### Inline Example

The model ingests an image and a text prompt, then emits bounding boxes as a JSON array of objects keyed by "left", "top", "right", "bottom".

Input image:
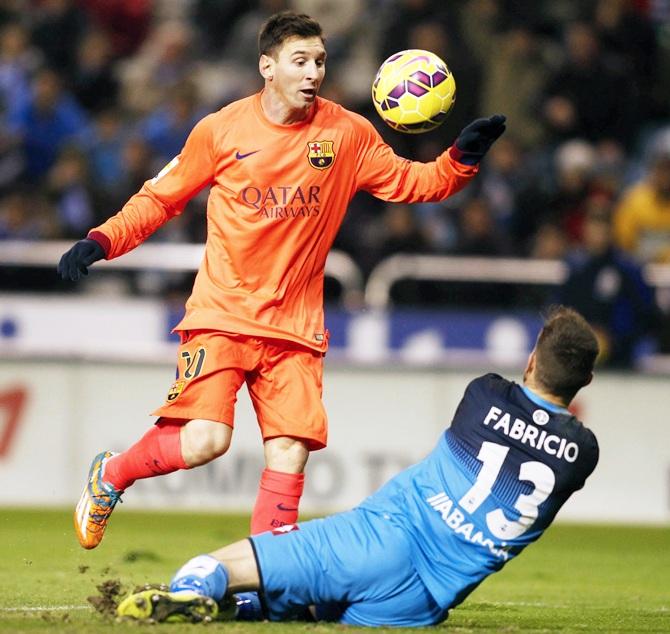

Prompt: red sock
[
  {"left": 250, "top": 468, "right": 304, "bottom": 534},
  {"left": 103, "top": 419, "right": 189, "bottom": 491}
]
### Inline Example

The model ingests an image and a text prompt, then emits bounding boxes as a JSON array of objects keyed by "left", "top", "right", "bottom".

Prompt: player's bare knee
[
  {"left": 182, "top": 420, "right": 232, "bottom": 466},
  {"left": 264, "top": 436, "right": 309, "bottom": 473},
  {"left": 208, "top": 424, "right": 232, "bottom": 455}
]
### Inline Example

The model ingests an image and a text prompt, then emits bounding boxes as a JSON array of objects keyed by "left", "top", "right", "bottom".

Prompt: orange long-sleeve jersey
[{"left": 89, "top": 92, "right": 478, "bottom": 352}]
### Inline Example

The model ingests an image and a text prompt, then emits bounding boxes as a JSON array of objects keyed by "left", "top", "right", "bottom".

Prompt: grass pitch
[{"left": 0, "top": 509, "right": 668, "bottom": 633}]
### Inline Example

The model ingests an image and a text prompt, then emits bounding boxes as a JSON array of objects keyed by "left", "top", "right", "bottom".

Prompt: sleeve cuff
[{"left": 87, "top": 230, "right": 111, "bottom": 258}]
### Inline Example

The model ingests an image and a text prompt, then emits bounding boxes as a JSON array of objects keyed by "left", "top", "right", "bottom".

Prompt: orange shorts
[{"left": 153, "top": 330, "right": 328, "bottom": 450}]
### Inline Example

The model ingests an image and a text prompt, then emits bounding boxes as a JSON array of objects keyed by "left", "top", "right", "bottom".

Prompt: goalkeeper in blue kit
[{"left": 117, "top": 306, "right": 600, "bottom": 627}]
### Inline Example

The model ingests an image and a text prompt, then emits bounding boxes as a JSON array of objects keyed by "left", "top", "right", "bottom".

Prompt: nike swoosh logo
[
  {"left": 400, "top": 55, "right": 430, "bottom": 70},
  {"left": 235, "top": 149, "right": 261, "bottom": 160},
  {"left": 276, "top": 503, "right": 298, "bottom": 512}
]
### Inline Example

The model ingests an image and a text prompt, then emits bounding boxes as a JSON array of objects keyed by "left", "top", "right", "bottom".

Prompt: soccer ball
[{"left": 371, "top": 49, "right": 456, "bottom": 134}]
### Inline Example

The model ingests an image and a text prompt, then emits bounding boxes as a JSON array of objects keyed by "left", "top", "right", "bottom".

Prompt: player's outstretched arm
[
  {"left": 68, "top": 114, "right": 217, "bottom": 264},
  {"left": 57, "top": 238, "right": 105, "bottom": 281},
  {"left": 449, "top": 114, "right": 507, "bottom": 166},
  {"left": 354, "top": 112, "right": 506, "bottom": 203}
]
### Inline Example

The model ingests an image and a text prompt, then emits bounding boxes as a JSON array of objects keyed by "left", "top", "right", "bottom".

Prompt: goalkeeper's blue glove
[
  {"left": 450, "top": 114, "right": 507, "bottom": 165},
  {"left": 57, "top": 238, "right": 105, "bottom": 281}
]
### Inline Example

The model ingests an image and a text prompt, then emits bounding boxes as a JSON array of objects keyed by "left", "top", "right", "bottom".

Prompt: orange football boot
[{"left": 74, "top": 451, "right": 123, "bottom": 549}]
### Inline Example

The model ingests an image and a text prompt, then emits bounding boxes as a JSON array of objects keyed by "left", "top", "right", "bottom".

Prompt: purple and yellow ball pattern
[{"left": 372, "top": 49, "right": 456, "bottom": 134}]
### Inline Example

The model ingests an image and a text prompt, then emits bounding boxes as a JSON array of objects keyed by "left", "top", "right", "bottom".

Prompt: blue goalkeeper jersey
[{"left": 357, "top": 373, "right": 599, "bottom": 610}]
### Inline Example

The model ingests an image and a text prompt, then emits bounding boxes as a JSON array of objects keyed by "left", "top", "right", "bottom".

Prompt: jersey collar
[{"left": 521, "top": 385, "right": 570, "bottom": 415}]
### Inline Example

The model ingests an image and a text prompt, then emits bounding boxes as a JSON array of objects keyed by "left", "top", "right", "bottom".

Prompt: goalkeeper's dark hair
[
  {"left": 534, "top": 306, "right": 599, "bottom": 402},
  {"left": 258, "top": 11, "right": 324, "bottom": 58}
]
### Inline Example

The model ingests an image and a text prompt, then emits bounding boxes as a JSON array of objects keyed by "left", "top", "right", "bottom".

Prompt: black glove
[
  {"left": 57, "top": 238, "right": 105, "bottom": 281},
  {"left": 451, "top": 114, "right": 507, "bottom": 165}
]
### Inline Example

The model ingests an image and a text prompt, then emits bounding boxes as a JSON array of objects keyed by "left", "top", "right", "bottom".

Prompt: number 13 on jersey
[{"left": 459, "top": 441, "right": 556, "bottom": 540}]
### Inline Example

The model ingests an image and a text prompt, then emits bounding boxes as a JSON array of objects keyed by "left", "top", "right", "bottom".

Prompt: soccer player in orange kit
[{"left": 58, "top": 11, "right": 506, "bottom": 549}]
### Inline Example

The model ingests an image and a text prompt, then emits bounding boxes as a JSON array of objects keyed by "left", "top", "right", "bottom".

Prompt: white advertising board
[{"left": 0, "top": 357, "right": 668, "bottom": 523}]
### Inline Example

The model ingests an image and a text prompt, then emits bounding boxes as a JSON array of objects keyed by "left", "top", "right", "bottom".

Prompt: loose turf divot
[{"left": 87, "top": 578, "right": 125, "bottom": 617}]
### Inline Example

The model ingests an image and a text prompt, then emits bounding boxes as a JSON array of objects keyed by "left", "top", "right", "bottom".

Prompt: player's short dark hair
[
  {"left": 258, "top": 11, "right": 323, "bottom": 58},
  {"left": 534, "top": 306, "right": 599, "bottom": 402}
]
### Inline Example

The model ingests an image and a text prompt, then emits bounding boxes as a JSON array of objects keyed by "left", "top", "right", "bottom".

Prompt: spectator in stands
[
  {"left": 29, "top": 0, "right": 87, "bottom": 82},
  {"left": 528, "top": 222, "right": 569, "bottom": 261},
  {"left": 0, "top": 22, "right": 41, "bottom": 118},
  {"left": 647, "top": 5, "right": 670, "bottom": 118},
  {"left": 0, "top": 188, "right": 61, "bottom": 291},
  {"left": 85, "top": 109, "right": 127, "bottom": 197},
  {"left": 94, "top": 134, "right": 155, "bottom": 217},
  {"left": 458, "top": 0, "right": 501, "bottom": 68},
  {"left": 379, "top": 0, "right": 453, "bottom": 62},
  {"left": 452, "top": 197, "right": 509, "bottom": 257},
  {"left": 139, "top": 79, "right": 207, "bottom": 165},
  {"left": 614, "top": 149, "right": 670, "bottom": 263},
  {"left": 215, "top": 0, "right": 287, "bottom": 101},
  {"left": 590, "top": 139, "right": 627, "bottom": 202},
  {"left": 46, "top": 145, "right": 100, "bottom": 238},
  {"left": 592, "top": 0, "right": 657, "bottom": 122},
  {"left": 540, "top": 20, "right": 634, "bottom": 148},
  {"left": 118, "top": 19, "right": 196, "bottom": 115},
  {"left": 448, "top": 196, "right": 512, "bottom": 308},
  {"left": 6, "top": 67, "right": 90, "bottom": 181},
  {"left": 331, "top": 190, "right": 385, "bottom": 276},
  {"left": 476, "top": 135, "right": 529, "bottom": 241},
  {"left": 81, "top": 0, "right": 152, "bottom": 59},
  {"left": 512, "top": 140, "right": 600, "bottom": 252},
  {"left": 412, "top": 199, "right": 458, "bottom": 255},
  {"left": 366, "top": 202, "right": 433, "bottom": 306},
  {"left": 71, "top": 29, "right": 119, "bottom": 114},
  {"left": 192, "top": 0, "right": 262, "bottom": 59},
  {"left": 0, "top": 22, "right": 40, "bottom": 190},
  {"left": 477, "top": 20, "right": 546, "bottom": 150},
  {"left": 374, "top": 203, "right": 430, "bottom": 263},
  {"left": 0, "top": 188, "right": 57, "bottom": 240},
  {"left": 558, "top": 202, "right": 659, "bottom": 368}
]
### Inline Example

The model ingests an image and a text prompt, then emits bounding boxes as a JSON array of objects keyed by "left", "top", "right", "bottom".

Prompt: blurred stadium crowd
[{"left": 1, "top": 0, "right": 670, "bottom": 365}]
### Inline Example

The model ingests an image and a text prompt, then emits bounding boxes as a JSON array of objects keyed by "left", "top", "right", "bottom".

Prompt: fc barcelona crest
[
  {"left": 307, "top": 140, "right": 335, "bottom": 170},
  {"left": 166, "top": 380, "right": 186, "bottom": 403}
]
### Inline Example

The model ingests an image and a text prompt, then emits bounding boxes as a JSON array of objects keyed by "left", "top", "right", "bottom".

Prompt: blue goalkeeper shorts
[{"left": 249, "top": 509, "right": 447, "bottom": 627}]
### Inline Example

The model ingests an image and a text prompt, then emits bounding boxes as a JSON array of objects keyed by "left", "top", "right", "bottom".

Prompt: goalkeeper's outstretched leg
[
  {"left": 117, "top": 587, "right": 219, "bottom": 623},
  {"left": 117, "top": 548, "right": 263, "bottom": 623}
]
